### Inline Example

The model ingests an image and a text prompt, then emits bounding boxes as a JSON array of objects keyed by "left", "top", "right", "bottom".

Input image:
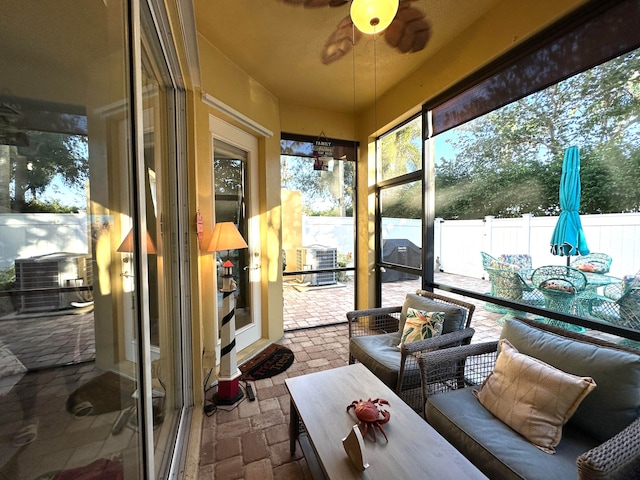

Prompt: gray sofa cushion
[
  {"left": 349, "top": 332, "right": 401, "bottom": 389},
  {"left": 350, "top": 293, "right": 467, "bottom": 391},
  {"left": 501, "top": 319, "right": 640, "bottom": 442},
  {"left": 427, "top": 387, "right": 599, "bottom": 480},
  {"left": 400, "top": 293, "right": 465, "bottom": 334}
]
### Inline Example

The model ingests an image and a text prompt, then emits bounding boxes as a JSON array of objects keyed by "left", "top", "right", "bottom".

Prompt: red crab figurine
[{"left": 346, "top": 398, "right": 391, "bottom": 442}]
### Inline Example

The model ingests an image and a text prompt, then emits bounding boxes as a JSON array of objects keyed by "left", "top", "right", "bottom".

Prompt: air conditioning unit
[
  {"left": 296, "top": 246, "right": 337, "bottom": 286},
  {"left": 15, "top": 253, "right": 93, "bottom": 313}
]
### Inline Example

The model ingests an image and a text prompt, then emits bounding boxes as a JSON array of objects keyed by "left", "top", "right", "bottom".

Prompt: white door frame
[{"left": 209, "top": 115, "right": 262, "bottom": 354}]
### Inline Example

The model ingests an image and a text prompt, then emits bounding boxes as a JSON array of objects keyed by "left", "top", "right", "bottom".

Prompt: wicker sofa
[{"left": 418, "top": 318, "right": 640, "bottom": 480}]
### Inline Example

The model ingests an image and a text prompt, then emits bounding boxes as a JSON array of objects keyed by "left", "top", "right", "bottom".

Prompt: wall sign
[{"left": 314, "top": 131, "right": 333, "bottom": 171}]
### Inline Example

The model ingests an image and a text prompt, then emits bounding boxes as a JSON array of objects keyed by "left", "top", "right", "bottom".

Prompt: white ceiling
[{"left": 194, "top": 0, "right": 502, "bottom": 113}]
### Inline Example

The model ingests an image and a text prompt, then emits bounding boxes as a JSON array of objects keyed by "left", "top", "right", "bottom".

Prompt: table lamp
[
  {"left": 117, "top": 228, "right": 157, "bottom": 278},
  {"left": 207, "top": 222, "right": 248, "bottom": 405},
  {"left": 117, "top": 228, "right": 157, "bottom": 254}
]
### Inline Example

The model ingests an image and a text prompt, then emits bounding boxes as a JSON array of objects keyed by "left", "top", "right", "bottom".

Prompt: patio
[{"left": 283, "top": 272, "right": 506, "bottom": 343}]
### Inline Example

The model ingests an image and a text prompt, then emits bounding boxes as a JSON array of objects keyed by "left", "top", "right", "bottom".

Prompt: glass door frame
[
  {"left": 374, "top": 115, "right": 427, "bottom": 306},
  {"left": 210, "top": 116, "right": 262, "bottom": 354},
  {"left": 279, "top": 133, "right": 359, "bottom": 327},
  {"left": 132, "top": 0, "right": 193, "bottom": 477}
]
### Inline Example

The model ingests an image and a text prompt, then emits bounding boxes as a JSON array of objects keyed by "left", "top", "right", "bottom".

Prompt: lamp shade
[
  {"left": 207, "top": 222, "right": 248, "bottom": 252},
  {"left": 117, "top": 228, "right": 157, "bottom": 254},
  {"left": 350, "top": 0, "right": 399, "bottom": 34}
]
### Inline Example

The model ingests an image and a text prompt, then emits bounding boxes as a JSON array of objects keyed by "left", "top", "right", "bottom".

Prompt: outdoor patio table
[{"left": 578, "top": 272, "right": 622, "bottom": 316}]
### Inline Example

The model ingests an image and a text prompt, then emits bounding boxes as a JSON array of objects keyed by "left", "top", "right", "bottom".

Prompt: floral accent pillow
[{"left": 398, "top": 308, "right": 445, "bottom": 348}]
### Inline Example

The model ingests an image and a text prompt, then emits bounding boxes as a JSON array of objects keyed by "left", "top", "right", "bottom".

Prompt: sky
[{"left": 38, "top": 175, "right": 87, "bottom": 210}]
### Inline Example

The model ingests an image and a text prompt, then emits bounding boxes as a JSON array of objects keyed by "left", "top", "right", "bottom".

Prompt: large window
[
  {"left": 376, "top": 117, "right": 423, "bottom": 306},
  {"left": 424, "top": 0, "right": 640, "bottom": 343}
]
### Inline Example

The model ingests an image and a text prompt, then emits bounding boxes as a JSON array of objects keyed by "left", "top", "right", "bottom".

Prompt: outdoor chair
[
  {"left": 347, "top": 289, "right": 475, "bottom": 412},
  {"left": 531, "top": 265, "right": 587, "bottom": 331},
  {"left": 480, "top": 251, "right": 499, "bottom": 271},
  {"left": 570, "top": 252, "right": 613, "bottom": 274},
  {"left": 481, "top": 252, "right": 542, "bottom": 314},
  {"left": 480, "top": 252, "right": 512, "bottom": 313},
  {"left": 587, "top": 273, "right": 640, "bottom": 350},
  {"left": 498, "top": 253, "right": 533, "bottom": 274},
  {"left": 483, "top": 266, "right": 542, "bottom": 324}
]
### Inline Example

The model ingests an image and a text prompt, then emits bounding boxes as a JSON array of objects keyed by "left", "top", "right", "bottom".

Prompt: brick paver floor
[{"left": 199, "top": 282, "right": 506, "bottom": 479}]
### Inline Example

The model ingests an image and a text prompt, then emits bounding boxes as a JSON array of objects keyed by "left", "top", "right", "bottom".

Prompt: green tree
[
  {"left": 378, "top": 117, "right": 422, "bottom": 218},
  {"left": 10, "top": 131, "right": 88, "bottom": 212},
  {"left": 435, "top": 48, "right": 640, "bottom": 219},
  {"left": 281, "top": 155, "right": 355, "bottom": 217},
  {"left": 379, "top": 117, "right": 421, "bottom": 180}
]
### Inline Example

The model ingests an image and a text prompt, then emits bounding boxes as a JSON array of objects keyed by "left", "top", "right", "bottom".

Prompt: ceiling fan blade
[
  {"left": 321, "top": 16, "right": 361, "bottom": 65},
  {"left": 385, "top": 4, "right": 431, "bottom": 53},
  {"left": 322, "top": 17, "right": 362, "bottom": 65}
]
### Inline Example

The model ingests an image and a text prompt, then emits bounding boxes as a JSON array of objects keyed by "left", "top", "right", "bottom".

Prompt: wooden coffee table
[{"left": 285, "top": 363, "right": 488, "bottom": 479}]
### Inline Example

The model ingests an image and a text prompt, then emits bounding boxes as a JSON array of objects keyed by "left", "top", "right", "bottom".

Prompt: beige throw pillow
[{"left": 473, "top": 339, "right": 596, "bottom": 453}]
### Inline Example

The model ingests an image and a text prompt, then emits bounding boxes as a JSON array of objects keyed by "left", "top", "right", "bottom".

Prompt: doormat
[
  {"left": 66, "top": 371, "right": 136, "bottom": 417},
  {"left": 240, "top": 344, "right": 295, "bottom": 381}
]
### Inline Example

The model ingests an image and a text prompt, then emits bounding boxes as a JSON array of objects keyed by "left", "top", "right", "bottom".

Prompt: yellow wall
[
  {"left": 280, "top": 101, "right": 355, "bottom": 140},
  {"left": 194, "top": 34, "right": 285, "bottom": 383},
  {"left": 280, "top": 190, "right": 303, "bottom": 275}
]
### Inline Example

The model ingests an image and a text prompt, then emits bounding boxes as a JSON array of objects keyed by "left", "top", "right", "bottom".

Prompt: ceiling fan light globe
[{"left": 350, "top": 0, "right": 399, "bottom": 34}]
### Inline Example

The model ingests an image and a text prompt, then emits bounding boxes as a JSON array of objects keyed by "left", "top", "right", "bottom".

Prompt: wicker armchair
[
  {"left": 347, "top": 290, "right": 475, "bottom": 412},
  {"left": 588, "top": 275, "right": 640, "bottom": 350},
  {"left": 484, "top": 266, "right": 544, "bottom": 324},
  {"left": 531, "top": 265, "right": 587, "bottom": 331},
  {"left": 571, "top": 252, "right": 613, "bottom": 274},
  {"left": 418, "top": 318, "right": 640, "bottom": 480}
]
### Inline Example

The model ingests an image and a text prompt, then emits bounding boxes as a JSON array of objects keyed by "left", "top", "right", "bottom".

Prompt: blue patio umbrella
[{"left": 550, "top": 146, "right": 590, "bottom": 265}]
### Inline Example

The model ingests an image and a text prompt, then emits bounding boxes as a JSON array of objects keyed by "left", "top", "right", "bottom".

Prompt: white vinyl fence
[
  {"left": 302, "top": 213, "right": 640, "bottom": 279},
  {"left": 0, "top": 213, "right": 89, "bottom": 270},
  {"left": 436, "top": 213, "right": 640, "bottom": 279},
  {"left": 2, "top": 212, "right": 638, "bottom": 279}
]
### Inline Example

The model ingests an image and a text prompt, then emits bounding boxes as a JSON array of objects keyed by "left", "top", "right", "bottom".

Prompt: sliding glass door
[{"left": 0, "top": 1, "right": 190, "bottom": 478}]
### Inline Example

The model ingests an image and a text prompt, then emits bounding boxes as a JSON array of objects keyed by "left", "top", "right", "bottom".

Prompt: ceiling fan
[{"left": 280, "top": 0, "right": 432, "bottom": 64}]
